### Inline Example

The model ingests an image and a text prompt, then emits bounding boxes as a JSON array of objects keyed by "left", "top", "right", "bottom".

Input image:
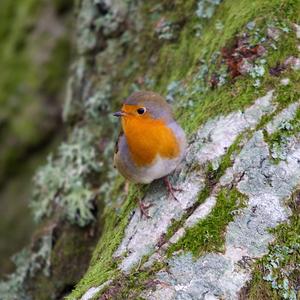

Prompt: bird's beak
[{"left": 113, "top": 111, "right": 126, "bottom": 117}]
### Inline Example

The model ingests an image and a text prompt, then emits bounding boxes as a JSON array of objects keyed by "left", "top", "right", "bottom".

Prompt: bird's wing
[
  {"left": 114, "top": 129, "right": 124, "bottom": 154},
  {"left": 113, "top": 129, "right": 124, "bottom": 168}
]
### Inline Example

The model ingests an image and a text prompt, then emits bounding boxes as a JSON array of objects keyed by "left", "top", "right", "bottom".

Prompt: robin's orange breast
[{"left": 122, "top": 116, "right": 180, "bottom": 167}]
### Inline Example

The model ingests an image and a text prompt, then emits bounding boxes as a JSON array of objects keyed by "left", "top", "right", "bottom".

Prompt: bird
[{"left": 113, "top": 91, "right": 186, "bottom": 217}]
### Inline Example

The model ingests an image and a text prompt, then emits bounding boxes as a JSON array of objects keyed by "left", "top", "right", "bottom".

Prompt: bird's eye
[{"left": 137, "top": 107, "right": 146, "bottom": 115}]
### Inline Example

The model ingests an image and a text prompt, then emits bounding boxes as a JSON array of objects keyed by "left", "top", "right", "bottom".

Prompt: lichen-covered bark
[{"left": 1, "top": 0, "right": 300, "bottom": 299}]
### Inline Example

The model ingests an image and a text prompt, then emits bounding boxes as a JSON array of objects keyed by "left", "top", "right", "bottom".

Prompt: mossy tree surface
[
  {"left": 0, "top": 0, "right": 73, "bottom": 278},
  {"left": 66, "top": 0, "right": 300, "bottom": 299},
  {"left": 1, "top": 0, "right": 300, "bottom": 299}
]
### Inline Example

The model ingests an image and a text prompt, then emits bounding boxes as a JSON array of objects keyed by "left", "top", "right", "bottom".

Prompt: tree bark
[{"left": 1, "top": 0, "right": 300, "bottom": 299}]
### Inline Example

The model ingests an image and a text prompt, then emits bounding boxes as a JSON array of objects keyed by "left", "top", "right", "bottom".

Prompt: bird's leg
[
  {"left": 163, "top": 176, "right": 183, "bottom": 201},
  {"left": 137, "top": 198, "right": 152, "bottom": 219},
  {"left": 124, "top": 180, "right": 130, "bottom": 194},
  {"left": 136, "top": 184, "right": 152, "bottom": 219}
]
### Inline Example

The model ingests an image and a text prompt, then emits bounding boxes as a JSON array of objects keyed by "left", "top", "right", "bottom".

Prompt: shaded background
[{"left": 0, "top": 0, "right": 73, "bottom": 276}]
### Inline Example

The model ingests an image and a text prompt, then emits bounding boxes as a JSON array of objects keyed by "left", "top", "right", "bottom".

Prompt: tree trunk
[{"left": 1, "top": 0, "right": 300, "bottom": 299}]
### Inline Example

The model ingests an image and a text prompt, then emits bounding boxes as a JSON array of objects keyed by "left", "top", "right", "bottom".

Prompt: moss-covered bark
[
  {"left": 0, "top": 0, "right": 73, "bottom": 277},
  {"left": 1, "top": 0, "right": 300, "bottom": 299}
]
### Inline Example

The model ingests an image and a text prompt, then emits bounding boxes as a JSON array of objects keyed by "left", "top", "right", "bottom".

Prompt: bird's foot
[
  {"left": 137, "top": 199, "right": 152, "bottom": 219},
  {"left": 163, "top": 176, "right": 183, "bottom": 202},
  {"left": 145, "top": 279, "right": 170, "bottom": 288}
]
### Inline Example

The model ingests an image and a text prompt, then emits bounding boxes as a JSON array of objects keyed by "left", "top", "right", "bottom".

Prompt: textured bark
[
  {"left": 68, "top": 1, "right": 300, "bottom": 298},
  {"left": 1, "top": 0, "right": 300, "bottom": 300}
]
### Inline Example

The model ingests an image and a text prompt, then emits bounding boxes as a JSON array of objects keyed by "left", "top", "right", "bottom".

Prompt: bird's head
[{"left": 113, "top": 91, "right": 173, "bottom": 123}]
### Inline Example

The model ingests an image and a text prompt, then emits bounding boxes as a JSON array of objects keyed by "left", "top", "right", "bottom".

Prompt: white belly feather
[{"left": 138, "top": 154, "right": 181, "bottom": 184}]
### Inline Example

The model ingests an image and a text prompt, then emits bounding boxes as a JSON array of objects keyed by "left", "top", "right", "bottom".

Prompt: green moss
[
  {"left": 0, "top": 0, "right": 39, "bottom": 109},
  {"left": 0, "top": 0, "right": 73, "bottom": 185},
  {"left": 244, "top": 270, "right": 281, "bottom": 300},
  {"left": 0, "top": 0, "right": 41, "bottom": 182},
  {"left": 275, "top": 72, "right": 300, "bottom": 108},
  {"left": 42, "top": 37, "right": 72, "bottom": 97},
  {"left": 253, "top": 71, "right": 300, "bottom": 134},
  {"left": 167, "top": 188, "right": 246, "bottom": 257},
  {"left": 90, "top": 261, "right": 166, "bottom": 300},
  {"left": 165, "top": 216, "right": 186, "bottom": 242},
  {"left": 66, "top": 185, "right": 138, "bottom": 299},
  {"left": 112, "top": 0, "right": 299, "bottom": 132},
  {"left": 180, "top": 32, "right": 299, "bottom": 134},
  {"left": 116, "top": 261, "right": 166, "bottom": 299}
]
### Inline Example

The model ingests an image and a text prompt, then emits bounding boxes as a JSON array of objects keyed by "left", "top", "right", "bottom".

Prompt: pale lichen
[
  {"left": 263, "top": 244, "right": 299, "bottom": 300},
  {"left": 166, "top": 81, "right": 186, "bottom": 104},
  {"left": 196, "top": 0, "right": 222, "bottom": 20},
  {"left": 0, "top": 235, "right": 52, "bottom": 300},
  {"left": 154, "top": 18, "right": 178, "bottom": 41},
  {"left": 84, "top": 86, "right": 112, "bottom": 121},
  {"left": 194, "top": 0, "right": 222, "bottom": 37},
  {"left": 31, "top": 127, "right": 101, "bottom": 226}
]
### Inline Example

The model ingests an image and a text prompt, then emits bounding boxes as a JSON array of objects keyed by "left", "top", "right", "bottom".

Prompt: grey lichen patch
[
  {"left": 94, "top": 0, "right": 127, "bottom": 35},
  {"left": 270, "top": 135, "right": 297, "bottom": 161},
  {"left": 266, "top": 102, "right": 300, "bottom": 135},
  {"left": 224, "top": 132, "right": 295, "bottom": 256},
  {"left": 113, "top": 91, "right": 275, "bottom": 274},
  {"left": 142, "top": 130, "right": 300, "bottom": 300},
  {"left": 280, "top": 78, "right": 290, "bottom": 86},
  {"left": 84, "top": 86, "right": 112, "bottom": 121},
  {"left": 31, "top": 127, "right": 101, "bottom": 227},
  {"left": 196, "top": 0, "right": 222, "bottom": 19},
  {"left": 76, "top": 0, "right": 97, "bottom": 53},
  {"left": 187, "top": 90, "right": 274, "bottom": 164},
  {"left": 114, "top": 171, "right": 206, "bottom": 273},
  {"left": 76, "top": 0, "right": 130, "bottom": 54},
  {"left": 194, "top": 0, "right": 223, "bottom": 37},
  {"left": 144, "top": 252, "right": 248, "bottom": 300},
  {"left": 264, "top": 101, "right": 300, "bottom": 162},
  {"left": 244, "top": 187, "right": 300, "bottom": 299},
  {"left": 0, "top": 235, "right": 52, "bottom": 300},
  {"left": 154, "top": 18, "right": 179, "bottom": 41},
  {"left": 63, "top": 59, "right": 86, "bottom": 122}
]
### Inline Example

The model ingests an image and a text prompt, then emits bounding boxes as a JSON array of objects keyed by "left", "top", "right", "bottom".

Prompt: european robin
[{"left": 113, "top": 91, "right": 186, "bottom": 216}]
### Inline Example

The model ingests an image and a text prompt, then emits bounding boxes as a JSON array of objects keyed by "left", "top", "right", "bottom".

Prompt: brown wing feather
[
  {"left": 113, "top": 129, "right": 124, "bottom": 168},
  {"left": 114, "top": 129, "right": 123, "bottom": 154}
]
